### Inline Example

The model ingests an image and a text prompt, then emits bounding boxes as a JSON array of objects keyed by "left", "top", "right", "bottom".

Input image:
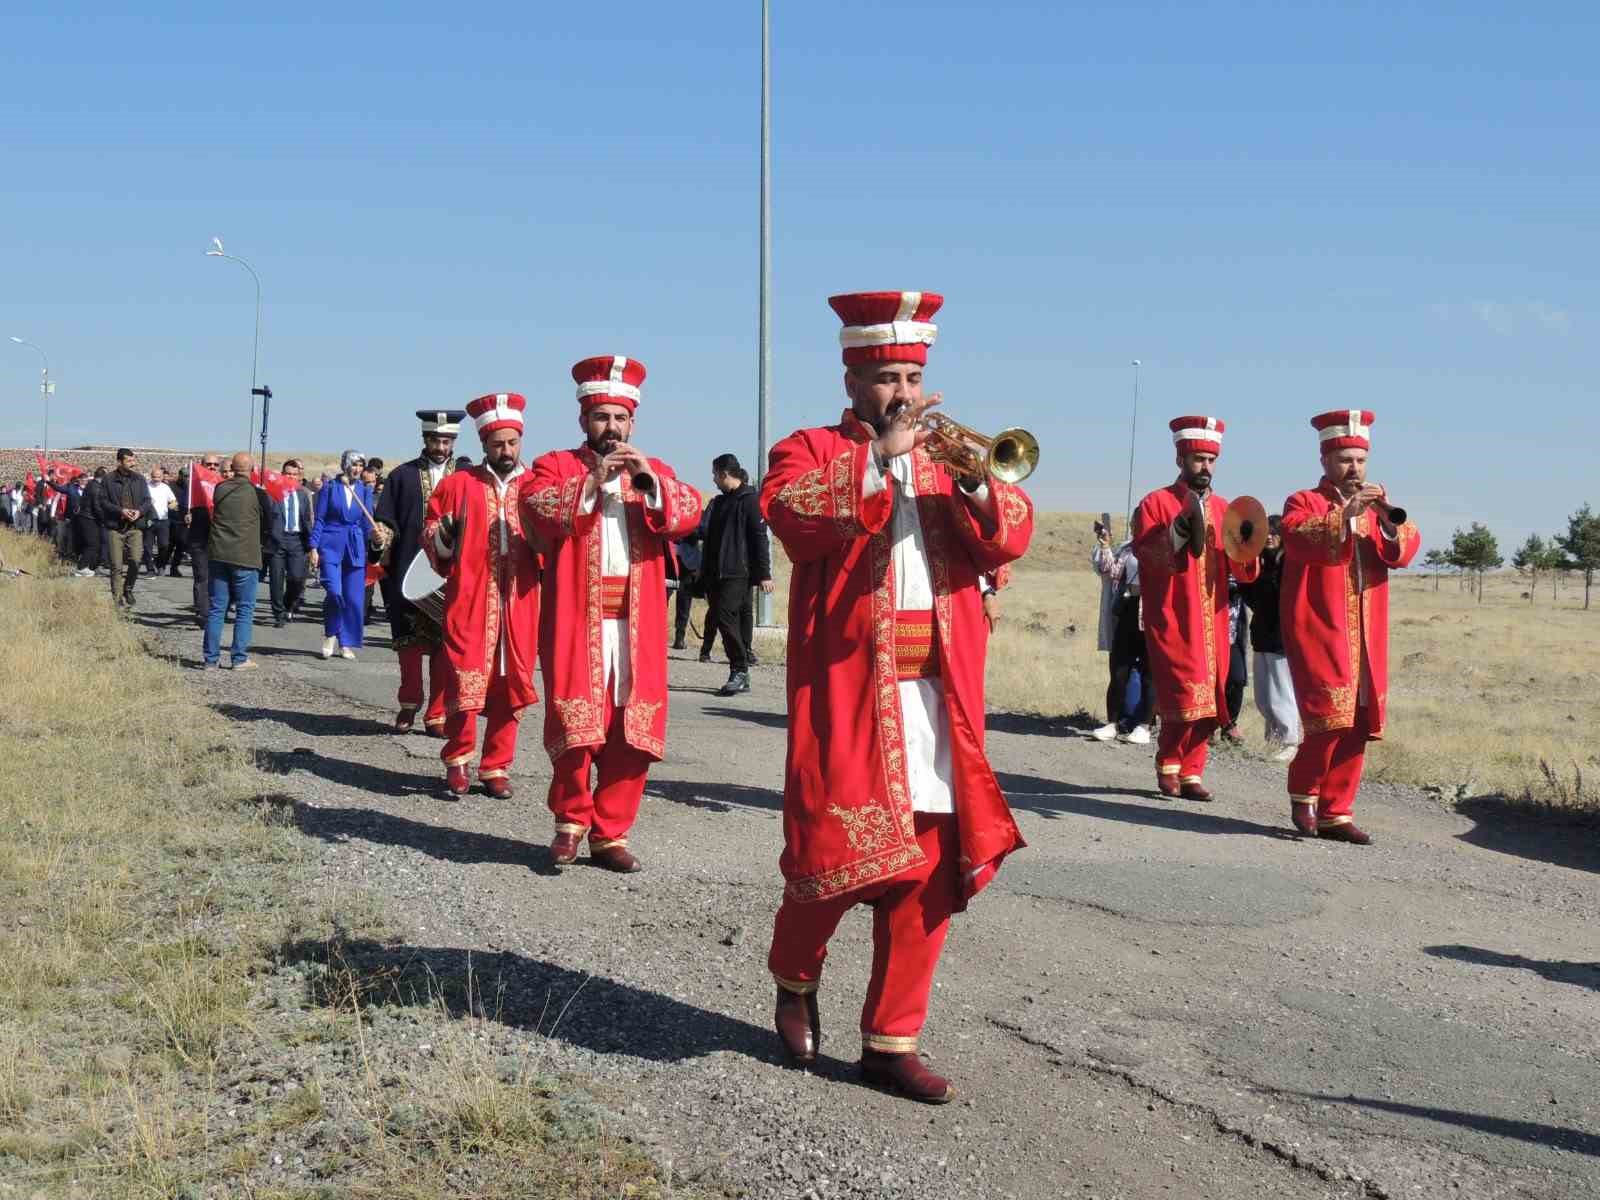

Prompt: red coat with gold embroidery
[
  {"left": 1279, "top": 481, "right": 1421, "bottom": 737},
  {"left": 520, "top": 448, "right": 702, "bottom": 763},
  {"left": 420, "top": 466, "right": 542, "bottom": 716},
  {"left": 762, "top": 412, "right": 1034, "bottom": 909},
  {"left": 1132, "top": 482, "right": 1260, "bottom": 724}
]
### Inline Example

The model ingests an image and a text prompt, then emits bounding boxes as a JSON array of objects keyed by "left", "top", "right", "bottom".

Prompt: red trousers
[
  {"left": 397, "top": 644, "right": 449, "bottom": 731},
  {"left": 768, "top": 813, "right": 959, "bottom": 1053},
  {"left": 1156, "top": 717, "right": 1217, "bottom": 784},
  {"left": 1288, "top": 708, "right": 1372, "bottom": 828},
  {"left": 442, "top": 672, "right": 522, "bottom": 779},
  {"left": 547, "top": 688, "right": 651, "bottom": 847}
]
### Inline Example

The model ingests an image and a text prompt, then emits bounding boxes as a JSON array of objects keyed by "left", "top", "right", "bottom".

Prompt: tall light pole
[
  {"left": 205, "top": 237, "right": 262, "bottom": 452},
  {"left": 1124, "top": 358, "right": 1141, "bottom": 534},
  {"left": 756, "top": 0, "right": 774, "bottom": 626},
  {"left": 9, "top": 337, "right": 51, "bottom": 460}
]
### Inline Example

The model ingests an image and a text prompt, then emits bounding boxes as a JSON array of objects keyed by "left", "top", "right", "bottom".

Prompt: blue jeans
[{"left": 203, "top": 565, "right": 260, "bottom": 665}]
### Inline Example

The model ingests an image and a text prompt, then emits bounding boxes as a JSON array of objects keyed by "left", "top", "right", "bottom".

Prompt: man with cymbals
[
  {"left": 520, "top": 357, "right": 702, "bottom": 873},
  {"left": 375, "top": 409, "right": 463, "bottom": 735},
  {"left": 420, "top": 394, "right": 542, "bottom": 799},
  {"left": 1280, "top": 410, "right": 1420, "bottom": 843},
  {"left": 1132, "top": 417, "right": 1260, "bottom": 801},
  {"left": 761, "top": 291, "right": 1033, "bottom": 1103}
]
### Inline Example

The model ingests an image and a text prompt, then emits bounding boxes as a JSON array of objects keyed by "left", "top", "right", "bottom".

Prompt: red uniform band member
[
  {"left": 762, "top": 291, "right": 1033, "bottom": 1104},
  {"left": 421, "top": 393, "right": 543, "bottom": 799},
  {"left": 1280, "top": 410, "right": 1420, "bottom": 843},
  {"left": 521, "top": 357, "right": 702, "bottom": 873},
  {"left": 1132, "top": 417, "right": 1260, "bottom": 801},
  {"left": 374, "top": 409, "right": 464, "bottom": 735}
]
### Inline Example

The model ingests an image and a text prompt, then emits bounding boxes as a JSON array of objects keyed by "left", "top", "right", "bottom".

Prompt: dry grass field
[
  {"left": 0, "top": 529, "right": 706, "bottom": 1198},
  {"left": 740, "top": 511, "right": 1599, "bottom": 815}
]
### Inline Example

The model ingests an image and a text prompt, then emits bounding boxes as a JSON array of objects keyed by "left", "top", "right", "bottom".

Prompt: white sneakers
[
  {"left": 1094, "top": 722, "right": 1152, "bottom": 745},
  {"left": 1091, "top": 723, "right": 1118, "bottom": 742},
  {"left": 1123, "top": 725, "right": 1152, "bottom": 745},
  {"left": 340, "top": 648, "right": 356, "bottom": 660},
  {"left": 321, "top": 637, "right": 337, "bottom": 659}
]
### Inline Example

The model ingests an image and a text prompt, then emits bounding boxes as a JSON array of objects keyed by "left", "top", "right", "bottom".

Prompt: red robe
[
  {"left": 1280, "top": 481, "right": 1421, "bottom": 737},
  {"left": 520, "top": 448, "right": 702, "bottom": 762},
  {"left": 1132, "top": 482, "right": 1260, "bottom": 724},
  {"left": 762, "top": 412, "right": 1034, "bottom": 909},
  {"left": 420, "top": 466, "right": 542, "bottom": 716}
]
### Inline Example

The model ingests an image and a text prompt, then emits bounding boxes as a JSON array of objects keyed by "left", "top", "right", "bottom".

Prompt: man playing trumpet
[
  {"left": 1132, "top": 417, "right": 1259, "bottom": 801},
  {"left": 762, "top": 291, "right": 1033, "bottom": 1103},
  {"left": 1279, "top": 410, "right": 1420, "bottom": 842}
]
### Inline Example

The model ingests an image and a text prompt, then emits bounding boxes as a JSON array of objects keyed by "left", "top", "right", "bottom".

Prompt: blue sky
[{"left": 3, "top": 1, "right": 1595, "bottom": 549}]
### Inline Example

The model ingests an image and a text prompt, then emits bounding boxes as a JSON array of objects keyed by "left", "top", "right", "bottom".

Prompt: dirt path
[{"left": 134, "top": 575, "right": 1599, "bottom": 1199}]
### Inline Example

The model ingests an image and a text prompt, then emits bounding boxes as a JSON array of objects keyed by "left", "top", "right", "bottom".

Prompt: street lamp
[
  {"left": 756, "top": 0, "right": 774, "bottom": 627},
  {"left": 1124, "top": 359, "right": 1141, "bottom": 534},
  {"left": 8, "top": 337, "right": 52, "bottom": 460},
  {"left": 205, "top": 236, "right": 263, "bottom": 452}
]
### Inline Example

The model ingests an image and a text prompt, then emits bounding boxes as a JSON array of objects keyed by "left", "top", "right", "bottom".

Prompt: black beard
[
  {"left": 424, "top": 449, "right": 451, "bottom": 465},
  {"left": 1186, "top": 472, "right": 1212, "bottom": 492},
  {"left": 588, "top": 433, "right": 622, "bottom": 456},
  {"left": 489, "top": 458, "right": 515, "bottom": 478}
]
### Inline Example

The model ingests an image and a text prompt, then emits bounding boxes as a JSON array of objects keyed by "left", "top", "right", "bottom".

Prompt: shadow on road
[
  {"left": 1285, "top": 1091, "right": 1600, "bottom": 1158},
  {"left": 699, "top": 705, "right": 788, "bottom": 730},
  {"left": 291, "top": 800, "right": 536, "bottom": 866},
  {"left": 998, "top": 772, "right": 1292, "bottom": 839},
  {"left": 218, "top": 702, "right": 394, "bottom": 739},
  {"left": 1451, "top": 797, "right": 1600, "bottom": 874},
  {"left": 259, "top": 747, "right": 439, "bottom": 799},
  {"left": 985, "top": 711, "right": 1095, "bottom": 738},
  {"left": 647, "top": 778, "right": 783, "bottom": 813},
  {"left": 277, "top": 934, "right": 821, "bottom": 1070},
  {"left": 1424, "top": 944, "right": 1600, "bottom": 993}
]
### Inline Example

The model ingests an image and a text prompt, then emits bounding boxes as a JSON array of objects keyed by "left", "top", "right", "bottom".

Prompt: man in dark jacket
[
  {"left": 203, "top": 452, "right": 272, "bottom": 669},
  {"left": 184, "top": 453, "right": 223, "bottom": 625},
  {"left": 267, "top": 459, "right": 316, "bottom": 627},
  {"left": 50, "top": 470, "right": 99, "bottom": 575},
  {"left": 701, "top": 453, "right": 773, "bottom": 697},
  {"left": 373, "top": 410, "right": 462, "bottom": 733},
  {"left": 97, "top": 448, "right": 155, "bottom": 609}
]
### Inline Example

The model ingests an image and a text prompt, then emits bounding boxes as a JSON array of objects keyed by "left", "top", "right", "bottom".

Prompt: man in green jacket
[{"left": 203, "top": 452, "right": 272, "bottom": 670}]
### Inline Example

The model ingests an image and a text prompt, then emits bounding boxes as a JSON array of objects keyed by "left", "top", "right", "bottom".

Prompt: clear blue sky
[{"left": 3, "top": 1, "right": 1595, "bottom": 550}]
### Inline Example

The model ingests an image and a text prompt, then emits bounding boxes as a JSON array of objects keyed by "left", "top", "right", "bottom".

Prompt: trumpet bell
[{"left": 988, "top": 427, "right": 1039, "bottom": 484}]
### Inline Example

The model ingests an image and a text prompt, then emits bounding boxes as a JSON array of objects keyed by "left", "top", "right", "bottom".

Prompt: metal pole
[
  {"left": 756, "top": 0, "right": 774, "bottom": 626},
  {"left": 1124, "top": 358, "right": 1140, "bottom": 535},
  {"left": 207, "top": 243, "right": 262, "bottom": 453},
  {"left": 9, "top": 338, "right": 49, "bottom": 460}
]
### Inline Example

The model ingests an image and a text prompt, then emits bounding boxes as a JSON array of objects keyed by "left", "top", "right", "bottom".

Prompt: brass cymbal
[{"left": 1222, "top": 495, "right": 1269, "bottom": 563}]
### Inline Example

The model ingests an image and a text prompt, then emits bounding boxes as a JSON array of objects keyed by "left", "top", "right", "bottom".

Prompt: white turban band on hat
[{"left": 838, "top": 320, "right": 939, "bottom": 349}]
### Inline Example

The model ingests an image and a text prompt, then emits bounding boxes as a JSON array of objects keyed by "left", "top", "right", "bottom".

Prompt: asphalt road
[{"left": 131, "top": 571, "right": 1599, "bottom": 1199}]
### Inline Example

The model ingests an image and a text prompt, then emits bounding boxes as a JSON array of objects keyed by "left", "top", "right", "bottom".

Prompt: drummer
[
  {"left": 374, "top": 410, "right": 464, "bottom": 734},
  {"left": 1130, "top": 417, "right": 1259, "bottom": 801}
]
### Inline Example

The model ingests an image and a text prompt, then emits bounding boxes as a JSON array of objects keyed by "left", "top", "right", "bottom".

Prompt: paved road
[{"left": 134, "top": 572, "right": 1599, "bottom": 1199}]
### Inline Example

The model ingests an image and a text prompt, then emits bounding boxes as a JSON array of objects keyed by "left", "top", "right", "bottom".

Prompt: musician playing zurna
[
  {"left": 421, "top": 394, "right": 542, "bottom": 799},
  {"left": 1279, "top": 410, "right": 1420, "bottom": 843},
  {"left": 1132, "top": 417, "right": 1260, "bottom": 801},
  {"left": 761, "top": 291, "right": 1033, "bottom": 1104},
  {"left": 520, "top": 357, "right": 702, "bottom": 873},
  {"left": 374, "top": 409, "right": 463, "bottom": 735}
]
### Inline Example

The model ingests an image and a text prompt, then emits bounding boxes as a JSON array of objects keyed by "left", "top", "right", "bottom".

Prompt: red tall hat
[
  {"left": 1311, "top": 409, "right": 1375, "bottom": 451},
  {"left": 1169, "top": 415, "right": 1225, "bottom": 456},
  {"left": 829, "top": 291, "right": 943, "bottom": 366},
  {"left": 465, "top": 392, "right": 527, "bottom": 440},
  {"left": 571, "top": 355, "right": 646, "bottom": 414}
]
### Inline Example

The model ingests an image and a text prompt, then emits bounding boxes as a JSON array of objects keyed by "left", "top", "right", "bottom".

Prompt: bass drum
[{"left": 400, "top": 553, "right": 448, "bottom": 627}]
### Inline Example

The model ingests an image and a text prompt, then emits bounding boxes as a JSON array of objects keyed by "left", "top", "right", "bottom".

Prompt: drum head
[{"left": 400, "top": 553, "right": 446, "bottom": 602}]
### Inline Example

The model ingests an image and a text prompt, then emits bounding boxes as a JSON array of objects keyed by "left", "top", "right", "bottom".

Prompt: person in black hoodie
[
  {"left": 701, "top": 453, "right": 772, "bottom": 696},
  {"left": 1241, "top": 515, "right": 1301, "bottom": 760}
]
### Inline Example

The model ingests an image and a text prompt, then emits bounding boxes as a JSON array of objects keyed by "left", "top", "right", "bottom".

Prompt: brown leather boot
[
  {"left": 1179, "top": 780, "right": 1213, "bottom": 802},
  {"left": 1318, "top": 821, "right": 1373, "bottom": 845},
  {"left": 481, "top": 775, "right": 513, "bottom": 800},
  {"left": 861, "top": 1049, "right": 955, "bottom": 1104},
  {"left": 774, "top": 986, "right": 820, "bottom": 1065},
  {"left": 1290, "top": 801, "right": 1318, "bottom": 837},
  {"left": 550, "top": 831, "right": 582, "bottom": 865},
  {"left": 591, "top": 843, "right": 641, "bottom": 873},
  {"left": 1156, "top": 773, "right": 1181, "bottom": 798}
]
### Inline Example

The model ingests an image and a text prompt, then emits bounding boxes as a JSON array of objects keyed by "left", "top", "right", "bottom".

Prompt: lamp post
[
  {"left": 1124, "top": 358, "right": 1140, "bottom": 535},
  {"left": 205, "top": 237, "right": 263, "bottom": 452},
  {"left": 756, "top": 0, "right": 774, "bottom": 626},
  {"left": 8, "top": 337, "right": 51, "bottom": 460}
]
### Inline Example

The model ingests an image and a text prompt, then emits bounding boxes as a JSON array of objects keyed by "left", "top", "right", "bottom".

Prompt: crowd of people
[{"left": 0, "top": 290, "right": 1418, "bottom": 1105}]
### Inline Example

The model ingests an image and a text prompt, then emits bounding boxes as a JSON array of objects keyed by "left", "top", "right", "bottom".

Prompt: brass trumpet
[{"left": 921, "top": 412, "right": 1039, "bottom": 484}]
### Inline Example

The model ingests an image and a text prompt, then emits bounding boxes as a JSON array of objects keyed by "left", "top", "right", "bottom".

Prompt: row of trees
[{"left": 1419, "top": 504, "right": 1600, "bottom": 608}]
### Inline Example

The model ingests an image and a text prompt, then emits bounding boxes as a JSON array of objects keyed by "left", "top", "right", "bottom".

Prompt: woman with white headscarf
[{"left": 311, "top": 449, "right": 375, "bottom": 658}]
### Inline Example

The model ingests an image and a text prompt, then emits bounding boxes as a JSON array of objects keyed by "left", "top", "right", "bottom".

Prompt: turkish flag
[
  {"left": 188, "top": 462, "right": 222, "bottom": 510},
  {"left": 255, "top": 468, "right": 296, "bottom": 502}
]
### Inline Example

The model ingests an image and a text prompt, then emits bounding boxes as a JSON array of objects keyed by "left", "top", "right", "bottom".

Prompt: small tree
[
  {"left": 1511, "top": 534, "right": 1549, "bottom": 602},
  {"left": 1449, "top": 523, "right": 1503, "bottom": 603},
  {"left": 1541, "top": 539, "right": 1569, "bottom": 602},
  {"left": 1421, "top": 547, "right": 1451, "bottom": 591},
  {"left": 1555, "top": 503, "right": 1600, "bottom": 610}
]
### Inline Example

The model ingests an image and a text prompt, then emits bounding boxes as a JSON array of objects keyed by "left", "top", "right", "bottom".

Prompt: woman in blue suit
[{"left": 312, "top": 449, "right": 375, "bottom": 659}]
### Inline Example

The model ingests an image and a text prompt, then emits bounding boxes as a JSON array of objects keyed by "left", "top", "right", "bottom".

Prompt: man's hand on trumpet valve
[{"left": 872, "top": 393, "right": 942, "bottom": 463}]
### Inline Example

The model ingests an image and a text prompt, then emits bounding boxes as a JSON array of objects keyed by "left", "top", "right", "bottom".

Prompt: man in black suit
[
  {"left": 267, "top": 459, "right": 316, "bottom": 627},
  {"left": 374, "top": 410, "right": 463, "bottom": 734}
]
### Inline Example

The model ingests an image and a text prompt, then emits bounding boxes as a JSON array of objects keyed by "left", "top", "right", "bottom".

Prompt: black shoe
[
  {"left": 671, "top": 637, "right": 688, "bottom": 650},
  {"left": 717, "top": 671, "right": 751, "bottom": 697},
  {"left": 698, "top": 651, "right": 713, "bottom": 663},
  {"left": 274, "top": 616, "right": 288, "bottom": 628},
  {"left": 168, "top": 569, "right": 182, "bottom": 578},
  {"left": 747, "top": 652, "right": 761, "bottom": 668}
]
